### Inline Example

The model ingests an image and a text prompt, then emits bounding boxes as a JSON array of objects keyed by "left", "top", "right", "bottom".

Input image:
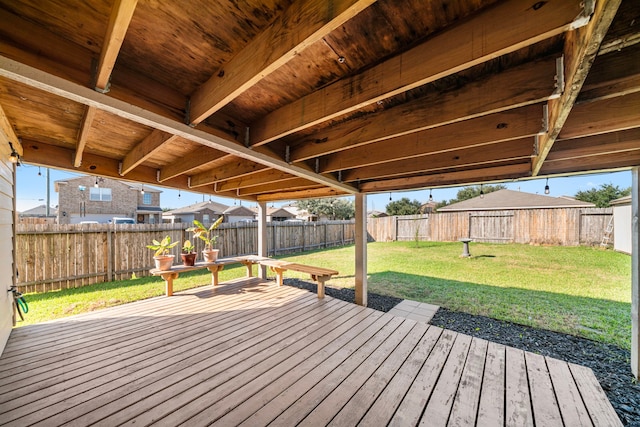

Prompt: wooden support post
[
  {"left": 207, "top": 264, "right": 224, "bottom": 286},
  {"left": 257, "top": 201, "right": 268, "bottom": 279},
  {"left": 159, "top": 272, "right": 178, "bottom": 296},
  {"left": 632, "top": 167, "right": 639, "bottom": 380},
  {"left": 270, "top": 266, "right": 285, "bottom": 286},
  {"left": 314, "top": 275, "right": 329, "bottom": 299},
  {"left": 355, "top": 193, "right": 367, "bottom": 306}
]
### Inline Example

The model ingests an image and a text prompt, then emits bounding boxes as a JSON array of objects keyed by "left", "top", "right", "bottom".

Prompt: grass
[{"left": 18, "top": 242, "right": 632, "bottom": 349}]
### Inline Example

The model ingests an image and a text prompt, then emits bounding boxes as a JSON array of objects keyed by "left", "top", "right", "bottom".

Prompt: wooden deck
[{"left": 0, "top": 278, "right": 621, "bottom": 426}]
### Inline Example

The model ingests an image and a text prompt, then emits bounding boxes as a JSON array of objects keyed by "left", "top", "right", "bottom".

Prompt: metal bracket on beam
[
  {"left": 185, "top": 98, "right": 195, "bottom": 127},
  {"left": 315, "top": 158, "right": 320, "bottom": 174},
  {"left": 187, "top": 176, "right": 192, "bottom": 188},
  {"left": 244, "top": 127, "right": 250, "bottom": 148},
  {"left": 118, "top": 162, "right": 123, "bottom": 176},
  {"left": 540, "top": 104, "right": 549, "bottom": 134},
  {"left": 338, "top": 170, "right": 342, "bottom": 182},
  {"left": 534, "top": 135, "right": 540, "bottom": 156},
  {"left": 94, "top": 82, "right": 111, "bottom": 94},
  {"left": 551, "top": 56, "right": 565, "bottom": 99},
  {"left": 285, "top": 145, "right": 291, "bottom": 164},
  {"left": 156, "top": 169, "right": 161, "bottom": 182},
  {"left": 571, "top": 0, "right": 595, "bottom": 30},
  {"left": 214, "top": 182, "right": 218, "bottom": 193}
]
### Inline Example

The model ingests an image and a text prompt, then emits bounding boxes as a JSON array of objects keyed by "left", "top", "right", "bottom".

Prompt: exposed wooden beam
[
  {"left": 20, "top": 138, "right": 253, "bottom": 200},
  {"left": 256, "top": 187, "right": 346, "bottom": 202},
  {"left": 579, "top": 43, "right": 640, "bottom": 103},
  {"left": 359, "top": 163, "right": 531, "bottom": 192},
  {"left": 0, "top": 102, "right": 21, "bottom": 155},
  {"left": 320, "top": 104, "right": 543, "bottom": 173},
  {"left": 95, "top": 0, "right": 138, "bottom": 91},
  {"left": 532, "top": 0, "right": 622, "bottom": 175},
  {"left": 548, "top": 128, "right": 640, "bottom": 161},
  {"left": 342, "top": 138, "right": 534, "bottom": 182},
  {"left": 189, "top": 0, "right": 375, "bottom": 124},
  {"left": 540, "top": 150, "right": 640, "bottom": 175},
  {"left": 120, "top": 130, "right": 177, "bottom": 175},
  {"left": 0, "top": 55, "right": 358, "bottom": 194},
  {"left": 73, "top": 106, "right": 97, "bottom": 167},
  {"left": 250, "top": 0, "right": 588, "bottom": 146},
  {"left": 290, "top": 58, "right": 556, "bottom": 162},
  {"left": 190, "top": 159, "right": 268, "bottom": 187},
  {"left": 559, "top": 91, "right": 640, "bottom": 140},
  {"left": 158, "top": 146, "right": 228, "bottom": 182},
  {"left": 238, "top": 178, "right": 318, "bottom": 196},
  {"left": 215, "top": 169, "right": 296, "bottom": 192}
]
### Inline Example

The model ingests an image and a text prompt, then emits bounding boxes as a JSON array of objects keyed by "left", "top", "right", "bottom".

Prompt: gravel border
[{"left": 284, "top": 279, "right": 640, "bottom": 426}]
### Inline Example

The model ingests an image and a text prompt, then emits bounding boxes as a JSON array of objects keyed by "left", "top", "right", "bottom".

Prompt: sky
[{"left": 15, "top": 163, "right": 632, "bottom": 214}]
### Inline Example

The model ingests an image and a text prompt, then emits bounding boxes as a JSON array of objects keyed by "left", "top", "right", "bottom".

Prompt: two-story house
[{"left": 55, "top": 176, "right": 162, "bottom": 224}]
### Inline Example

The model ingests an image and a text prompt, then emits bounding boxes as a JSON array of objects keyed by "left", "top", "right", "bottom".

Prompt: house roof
[
  {"left": 54, "top": 176, "right": 162, "bottom": 193},
  {"left": 438, "top": 189, "right": 596, "bottom": 211},
  {"left": 1, "top": 1, "right": 638, "bottom": 201},
  {"left": 610, "top": 195, "right": 632, "bottom": 206},
  {"left": 250, "top": 207, "right": 295, "bottom": 217},
  {"left": 19, "top": 204, "right": 58, "bottom": 216},
  {"left": 223, "top": 205, "right": 255, "bottom": 216},
  {"left": 163, "top": 201, "right": 229, "bottom": 215}
]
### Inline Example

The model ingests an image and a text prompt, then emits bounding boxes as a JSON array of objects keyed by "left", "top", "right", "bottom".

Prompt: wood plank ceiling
[{"left": 0, "top": 0, "right": 638, "bottom": 202}]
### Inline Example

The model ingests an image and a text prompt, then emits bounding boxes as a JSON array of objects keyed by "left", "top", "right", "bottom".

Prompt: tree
[
  {"left": 296, "top": 197, "right": 355, "bottom": 220},
  {"left": 574, "top": 183, "right": 631, "bottom": 208},
  {"left": 386, "top": 197, "right": 422, "bottom": 215},
  {"left": 437, "top": 184, "right": 506, "bottom": 208}
]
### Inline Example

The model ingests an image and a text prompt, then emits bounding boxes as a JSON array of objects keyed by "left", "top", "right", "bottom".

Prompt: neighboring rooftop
[
  {"left": 163, "top": 201, "right": 229, "bottom": 215},
  {"left": 438, "top": 189, "right": 596, "bottom": 211}
]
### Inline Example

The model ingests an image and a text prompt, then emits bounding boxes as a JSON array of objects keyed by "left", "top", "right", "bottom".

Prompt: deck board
[{"left": 0, "top": 277, "right": 622, "bottom": 426}]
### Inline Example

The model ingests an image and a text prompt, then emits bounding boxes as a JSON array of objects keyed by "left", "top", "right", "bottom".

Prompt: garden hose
[{"left": 16, "top": 296, "right": 28, "bottom": 314}]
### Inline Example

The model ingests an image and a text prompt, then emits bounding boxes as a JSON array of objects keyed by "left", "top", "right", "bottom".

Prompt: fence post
[
  {"left": 106, "top": 229, "right": 113, "bottom": 282},
  {"left": 302, "top": 222, "right": 306, "bottom": 251},
  {"left": 324, "top": 223, "right": 328, "bottom": 248}
]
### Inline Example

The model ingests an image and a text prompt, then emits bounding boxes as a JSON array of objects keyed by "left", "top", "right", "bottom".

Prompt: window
[
  {"left": 143, "top": 193, "right": 152, "bottom": 205},
  {"left": 203, "top": 214, "right": 210, "bottom": 223},
  {"left": 89, "top": 187, "right": 112, "bottom": 201}
]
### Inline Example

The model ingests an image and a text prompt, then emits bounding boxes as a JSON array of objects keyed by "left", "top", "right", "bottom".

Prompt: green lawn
[{"left": 18, "top": 242, "right": 632, "bottom": 349}]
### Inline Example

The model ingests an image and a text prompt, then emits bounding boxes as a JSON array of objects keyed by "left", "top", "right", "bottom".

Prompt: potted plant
[
  {"left": 187, "top": 216, "right": 224, "bottom": 262},
  {"left": 147, "top": 235, "right": 179, "bottom": 271},
  {"left": 181, "top": 239, "right": 197, "bottom": 266}
]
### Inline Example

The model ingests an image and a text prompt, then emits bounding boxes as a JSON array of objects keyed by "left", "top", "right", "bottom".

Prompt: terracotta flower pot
[
  {"left": 202, "top": 249, "right": 219, "bottom": 263},
  {"left": 153, "top": 254, "right": 175, "bottom": 271},
  {"left": 181, "top": 252, "right": 197, "bottom": 266}
]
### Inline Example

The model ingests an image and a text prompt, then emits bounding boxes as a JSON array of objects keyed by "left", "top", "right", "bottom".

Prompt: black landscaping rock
[{"left": 284, "top": 279, "right": 640, "bottom": 426}]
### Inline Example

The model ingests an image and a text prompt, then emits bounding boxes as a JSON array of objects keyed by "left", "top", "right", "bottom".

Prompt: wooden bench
[
  {"left": 258, "top": 259, "right": 339, "bottom": 298},
  {"left": 150, "top": 255, "right": 268, "bottom": 296}
]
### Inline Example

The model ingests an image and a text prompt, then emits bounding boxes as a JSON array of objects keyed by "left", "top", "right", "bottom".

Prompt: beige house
[
  {"left": 55, "top": 176, "right": 162, "bottom": 224},
  {"left": 162, "top": 201, "right": 228, "bottom": 225}
]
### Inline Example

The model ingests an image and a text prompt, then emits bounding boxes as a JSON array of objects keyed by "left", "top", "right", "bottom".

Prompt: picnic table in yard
[{"left": 151, "top": 255, "right": 339, "bottom": 298}]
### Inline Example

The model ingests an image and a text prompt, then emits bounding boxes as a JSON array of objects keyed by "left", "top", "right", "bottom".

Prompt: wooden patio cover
[{"left": 0, "top": 0, "right": 638, "bottom": 200}]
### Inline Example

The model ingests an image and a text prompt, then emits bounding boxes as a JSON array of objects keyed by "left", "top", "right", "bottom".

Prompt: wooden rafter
[
  {"left": 238, "top": 178, "right": 318, "bottom": 196},
  {"left": 95, "top": 0, "right": 138, "bottom": 91},
  {"left": 188, "top": 0, "right": 375, "bottom": 125},
  {"left": 120, "top": 130, "right": 178, "bottom": 175},
  {"left": 342, "top": 138, "right": 534, "bottom": 182},
  {"left": 0, "top": 55, "right": 358, "bottom": 194},
  {"left": 73, "top": 105, "right": 97, "bottom": 167},
  {"left": 540, "top": 150, "right": 640, "bottom": 175},
  {"left": 320, "top": 104, "right": 543, "bottom": 173},
  {"left": 190, "top": 159, "right": 268, "bottom": 188},
  {"left": 21, "top": 139, "right": 254, "bottom": 200},
  {"left": 578, "top": 43, "right": 640, "bottom": 103},
  {"left": 359, "top": 163, "right": 532, "bottom": 192},
  {"left": 250, "top": 0, "right": 588, "bottom": 146},
  {"left": 0, "top": 102, "right": 21, "bottom": 156},
  {"left": 547, "top": 128, "right": 640, "bottom": 162},
  {"left": 158, "top": 146, "right": 228, "bottom": 182},
  {"left": 559, "top": 91, "right": 640, "bottom": 140},
  {"left": 290, "top": 58, "right": 557, "bottom": 163},
  {"left": 532, "top": 0, "right": 622, "bottom": 175},
  {"left": 256, "top": 187, "right": 345, "bottom": 202},
  {"left": 215, "top": 169, "right": 296, "bottom": 192}
]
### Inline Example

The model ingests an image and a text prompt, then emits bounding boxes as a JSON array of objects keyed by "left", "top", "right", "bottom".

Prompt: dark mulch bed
[{"left": 284, "top": 279, "right": 640, "bottom": 426}]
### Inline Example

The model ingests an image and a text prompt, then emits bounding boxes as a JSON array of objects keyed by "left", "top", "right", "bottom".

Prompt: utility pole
[{"left": 46, "top": 168, "right": 50, "bottom": 217}]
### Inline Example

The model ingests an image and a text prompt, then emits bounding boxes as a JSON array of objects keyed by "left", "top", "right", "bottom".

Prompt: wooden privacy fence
[
  {"left": 367, "top": 208, "right": 613, "bottom": 246},
  {"left": 15, "top": 221, "right": 355, "bottom": 293}
]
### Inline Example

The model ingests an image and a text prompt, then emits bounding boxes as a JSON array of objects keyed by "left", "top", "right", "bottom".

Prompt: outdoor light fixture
[
  {"left": 140, "top": 184, "right": 145, "bottom": 195},
  {"left": 94, "top": 178, "right": 99, "bottom": 188},
  {"left": 38, "top": 167, "right": 42, "bottom": 177},
  {"left": 389, "top": 192, "right": 392, "bottom": 201},
  {"left": 178, "top": 189, "right": 181, "bottom": 198},
  {"left": 8, "top": 142, "right": 19, "bottom": 164},
  {"left": 544, "top": 178, "right": 550, "bottom": 195},
  {"left": 428, "top": 189, "right": 433, "bottom": 202},
  {"left": 480, "top": 184, "right": 484, "bottom": 199}
]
